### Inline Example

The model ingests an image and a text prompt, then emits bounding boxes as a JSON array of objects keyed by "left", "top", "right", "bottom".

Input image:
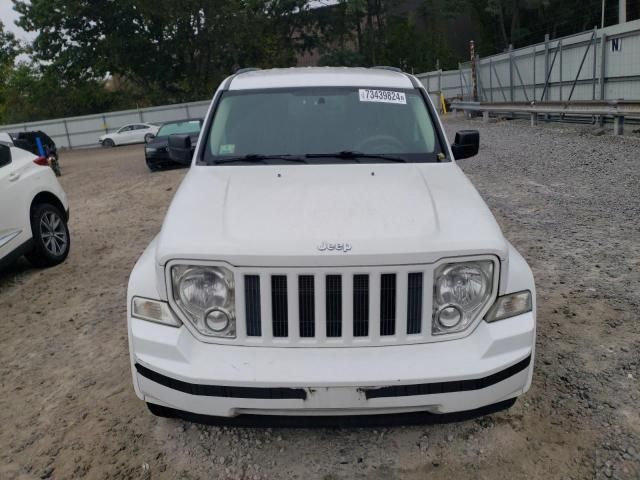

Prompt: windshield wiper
[
  {"left": 212, "top": 154, "right": 307, "bottom": 165},
  {"left": 304, "top": 151, "right": 407, "bottom": 163}
]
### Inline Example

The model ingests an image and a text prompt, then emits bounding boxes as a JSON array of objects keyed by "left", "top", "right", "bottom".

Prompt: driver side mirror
[
  {"left": 168, "top": 134, "right": 193, "bottom": 165},
  {"left": 451, "top": 130, "right": 479, "bottom": 160},
  {"left": 145, "top": 134, "right": 155, "bottom": 143}
]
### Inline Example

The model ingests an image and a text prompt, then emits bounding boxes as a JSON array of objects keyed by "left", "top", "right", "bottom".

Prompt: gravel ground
[{"left": 0, "top": 117, "right": 638, "bottom": 480}]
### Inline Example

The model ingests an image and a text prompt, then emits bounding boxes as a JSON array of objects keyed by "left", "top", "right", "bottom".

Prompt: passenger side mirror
[
  {"left": 451, "top": 130, "right": 480, "bottom": 160},
  {"left": 145, "top": 134, "right": 155, "bottom": 143},
  {"left": 168, "top": 134, "right": 193, "bottom": 165}
]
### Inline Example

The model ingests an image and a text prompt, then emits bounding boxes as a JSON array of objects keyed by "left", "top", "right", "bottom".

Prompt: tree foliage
[{"left": 0, "top": 0, "right": 620, "bottom": 123}]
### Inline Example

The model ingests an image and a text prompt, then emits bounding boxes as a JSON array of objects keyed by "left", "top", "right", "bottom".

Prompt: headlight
[
  {"left": 433, "top": 261, "right": 494, "bottom": 335},
  {"left": 485, "top": 290, "right": 532, "bottom": 322},
  {"left": 171, "top": 265, "right": 236, "bottom": 337}
]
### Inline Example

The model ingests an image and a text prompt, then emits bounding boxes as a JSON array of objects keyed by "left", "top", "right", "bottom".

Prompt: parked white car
[
  {"left": 99, "top": 123, "right": 159, "bottom": 147},
  {"left": 0, "top": 132, "right": 13, "bottom": 145},
  {"left": 0, "top": 143, "right": 70, "bottom": 269},
  {"left": 127, "top": 67, "right": 536, "bottom": 421}
]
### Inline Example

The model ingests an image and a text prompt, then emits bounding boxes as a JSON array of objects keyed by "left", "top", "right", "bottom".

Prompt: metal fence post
[
  {"left": 559, "top": 40, "right": 563, "bottom": 101},
  {"left": 532, "top": 46, "right": 537, "bottom": 101},
  {"left": 592, "top": 26, "right": 598, "bottom": 100},
  {"left": 600, "top": 31, "right": 607, "bottom": 100},
  {"left": 185, "top": 104, "right": 191, "bottom": 119},
  {"left": 102, "top": 115, "right": 108, "bottom": 134},
  {"left": 63, "top": 120, "right": 72, "bottom": 149},
  {"left": 458, "top": 63, "right": 464, "bottom": 98},
  {"left": 476, "top": 54, "right": 485, "bottom": 101},
  {"left": 509, "top": 45, "right": 514, "bottom": 102},
  {"left": 544, "top": 34, "right": 550, "bottom": 101},
  {"left": 138, "top": 110, "right": 143, "bottom": 122},
  {"left": 489, "top": 59, "right": 494, "bottom": 102}
]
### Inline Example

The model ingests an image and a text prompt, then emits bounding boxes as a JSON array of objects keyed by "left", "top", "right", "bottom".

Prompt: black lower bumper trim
[
  {"left": 135, "top": 363, "right": 307, "bottom": 400},
  {"left": 364, "top": 355, "right": 531, "bottom": 399}
]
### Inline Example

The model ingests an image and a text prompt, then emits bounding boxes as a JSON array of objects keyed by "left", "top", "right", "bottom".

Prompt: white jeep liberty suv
[{"left": 127, "top": 67, "right": 536, "bottom": 421}]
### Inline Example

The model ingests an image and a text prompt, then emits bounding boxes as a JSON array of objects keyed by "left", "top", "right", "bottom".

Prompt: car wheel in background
[
  {"left": 25, "top": 203, "right": 70, "bottom": 268},
  {"left": 103, "top": 138, "right": 115, "bottom": 147}
]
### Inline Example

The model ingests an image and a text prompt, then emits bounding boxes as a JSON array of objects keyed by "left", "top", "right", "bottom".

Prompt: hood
[{"left": 155, "top": 163, "right": 507, "bottom": 267}]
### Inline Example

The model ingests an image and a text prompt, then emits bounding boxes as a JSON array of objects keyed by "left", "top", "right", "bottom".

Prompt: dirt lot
[{"left": 0, "top": 117, "right": 639, "bottom": 480}]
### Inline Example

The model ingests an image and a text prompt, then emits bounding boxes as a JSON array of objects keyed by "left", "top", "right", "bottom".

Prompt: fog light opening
[
  {"left": 437, "top": 305, "right": 463, "bottom": 329},
  {"left": 204, "top": 307, "right": 231, "bottom": 332}
]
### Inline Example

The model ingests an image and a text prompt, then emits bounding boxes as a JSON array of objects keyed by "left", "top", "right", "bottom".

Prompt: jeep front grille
[{"left": 239, "top": 266, "right": 430, "bottom": 347}]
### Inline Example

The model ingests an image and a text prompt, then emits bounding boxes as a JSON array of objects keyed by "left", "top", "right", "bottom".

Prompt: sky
[{"left": 0, "top": 0, "right": 36, "bottom": 41}]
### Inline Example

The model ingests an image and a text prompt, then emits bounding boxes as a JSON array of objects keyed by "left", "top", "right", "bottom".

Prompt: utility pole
[
  {"left": 601, "top": 0, "right": 606, "bottom": 28},
  {"left": 619, "top": 0, "right": 627, "bottom": 23},
  {"left": 470, "top": 41, "right": 478, "bottom": 102}
]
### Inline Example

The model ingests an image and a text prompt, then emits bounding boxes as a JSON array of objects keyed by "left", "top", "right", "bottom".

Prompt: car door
[
  {"left": 132, "top": 124, "right": 150, "bottom": 143},
  {"left": 116, "top": 125, "right": 135, "bottom": 145},
  {"left": 0, "top": 146, "right": 33, "bottom": 260}
]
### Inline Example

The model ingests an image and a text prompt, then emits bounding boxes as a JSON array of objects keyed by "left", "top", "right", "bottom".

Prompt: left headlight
[
  {"left": 433, "top": 260, "right": 494, "bottom": 335},
  {"left": 171, "top": 265, "right": 236, "bottom": 338}
]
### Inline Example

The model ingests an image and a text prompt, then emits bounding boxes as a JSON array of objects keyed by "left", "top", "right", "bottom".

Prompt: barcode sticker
[{"left": 358, "top": 89, "right": 407, "bottom": 104}]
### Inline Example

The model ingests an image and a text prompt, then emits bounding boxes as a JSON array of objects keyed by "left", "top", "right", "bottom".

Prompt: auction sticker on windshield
[{"left": 359, "top": 89, "right": 407, "bottom": 104}]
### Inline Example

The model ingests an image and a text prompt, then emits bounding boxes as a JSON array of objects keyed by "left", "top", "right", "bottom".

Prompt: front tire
[{"left": 25, "top": 203, "right": 70, "bottom": 268}]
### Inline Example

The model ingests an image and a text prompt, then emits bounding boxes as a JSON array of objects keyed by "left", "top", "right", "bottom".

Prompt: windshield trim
[{"left": 196, "top": 85, "right": 450, "bottom": 166}]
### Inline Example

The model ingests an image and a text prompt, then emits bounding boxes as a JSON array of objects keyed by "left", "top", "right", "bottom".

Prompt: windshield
[
  {"left": 157, "top": 120, "right": 201, "bottom": 137},
  {"left": 201, "top": 87, "right": 444, "bottom": 164}
]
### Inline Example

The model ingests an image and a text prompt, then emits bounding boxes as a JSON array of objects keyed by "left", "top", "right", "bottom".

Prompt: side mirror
[
  {"left": 168, "top": 134, "right": 192, "bottom": 165},
  {"left": 451, "top": 130, "right": 479, "bottom": 160},
  {"left": 145, "top": 134, "right": 155, "bottom": 143}
]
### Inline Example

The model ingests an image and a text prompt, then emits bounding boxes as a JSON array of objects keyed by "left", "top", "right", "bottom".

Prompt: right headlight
[
  {"left": 433, "top": 260, "right": 494, "bottom": 335},
  {"left": 171, "top": 265, "right": 236, "bottom": 338}
]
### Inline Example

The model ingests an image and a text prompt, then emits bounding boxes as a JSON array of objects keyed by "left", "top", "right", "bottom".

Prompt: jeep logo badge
[{"left": 317, "top": 241, "right": 352, "bottom": 253}]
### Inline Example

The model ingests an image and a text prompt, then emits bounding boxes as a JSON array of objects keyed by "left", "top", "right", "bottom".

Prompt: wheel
[
  {"left": 144, "top": 133, "right": 154, "bottom": 143},
  {"left": 102, "top": 138, "right": 115, "bottom": 148},
  {"left": 25, "top": 203, "right": 70, "bottom": 268},
  {"left": 147, "top": 402, "right": 176, "bottom": 418}
]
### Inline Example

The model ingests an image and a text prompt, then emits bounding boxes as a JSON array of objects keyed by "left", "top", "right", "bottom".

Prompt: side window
[
  {"left": 118, "top": 125, "right": 132, "bottom": 133},
  {"left": 137, "top": 125, "right": 149, "bottom": 130},
  {"left": 0, "top": 145, "right": 12, "bottom": 168}
]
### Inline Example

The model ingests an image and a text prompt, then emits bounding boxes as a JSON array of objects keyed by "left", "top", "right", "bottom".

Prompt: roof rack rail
[
  {"left": 371, "top": 66, "right": 403, "bottom": 73},
  {"left": 234, "top": 67, "right": 261, "bottom": 75}
]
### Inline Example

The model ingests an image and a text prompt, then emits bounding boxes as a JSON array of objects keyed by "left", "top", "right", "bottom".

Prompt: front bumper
[{"left": 129, "top": 312, "right": 535, "bottom": 417}]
